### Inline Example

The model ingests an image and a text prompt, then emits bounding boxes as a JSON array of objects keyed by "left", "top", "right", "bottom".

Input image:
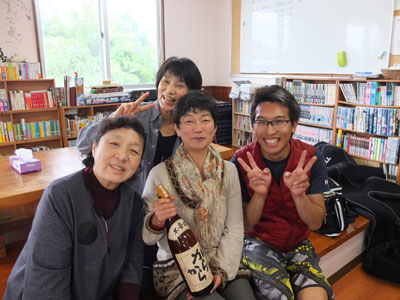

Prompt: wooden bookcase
[
  {"left": 283, "top": 77, "right": 400, "bottom": 184},
  {"left": 231, "top": 78, "right": 400, "bottom": 184},
  {"left": 284, "top": 78, "right": 338, "bottom": 146},
  {"left": 0, "top": 79, "right": 62, "bottom": 155},
  {"left": 59, "top": 103, "right": 120, "bottom": 147}
]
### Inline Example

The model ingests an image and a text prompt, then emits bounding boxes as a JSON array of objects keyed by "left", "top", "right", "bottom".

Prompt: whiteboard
[
  {"left": 0, "top": 0, "right": 38, "bottom": 62},
  {"left": 240, "top": 0, "right": 395, "bottom": 74}
]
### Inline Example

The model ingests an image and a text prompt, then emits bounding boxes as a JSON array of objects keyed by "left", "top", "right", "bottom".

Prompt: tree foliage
[{"left": 40, "top": 1, "right": 157, "bottom": 87}]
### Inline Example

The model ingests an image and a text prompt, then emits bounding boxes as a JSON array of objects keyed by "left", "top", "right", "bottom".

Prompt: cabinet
[
  {"left": 59, "top": 103, "right": 120, "bottom": 147},
  {"left": 283, "top": 77, "right": 400, "bottom": 184},
  {"left": 0, "top": 79, "right": 62, "bottom": 155}
]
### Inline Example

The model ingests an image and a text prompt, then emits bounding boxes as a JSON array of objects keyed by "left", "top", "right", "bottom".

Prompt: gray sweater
[{"left": 4, "top": 170, "right": 144, "bottom": 300}]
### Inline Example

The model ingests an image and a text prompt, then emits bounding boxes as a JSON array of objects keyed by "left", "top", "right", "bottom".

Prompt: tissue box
[{"left": 9, "top": 156, "right": 42, "bottom": 174}]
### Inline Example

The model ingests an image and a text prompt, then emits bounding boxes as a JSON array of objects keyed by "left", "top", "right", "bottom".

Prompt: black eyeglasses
[{"left": 254, "top": 119, "right": 291, "bottom": 129}]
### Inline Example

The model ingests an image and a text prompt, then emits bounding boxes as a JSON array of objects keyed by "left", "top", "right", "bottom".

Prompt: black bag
[
  {"left": 334, "top": 174, "right": 400, "bottom": 283},
  {"left": 314, "top": 141, "right": 400, "bottom": 282},
  {"left": 335, "top": 175, "right": 400, "bottom": 247},
  {"left": 314, "top": 141, "right": 356, "bottom": 168},
  {"left": 316, "top": 191, "right": 349, "bottom": 237},
  {"left": 315, "top": 179, "right": 354, "bottom": 238},
  {"left": 363, "top": 239, "right": 400, "bottom": 283}
]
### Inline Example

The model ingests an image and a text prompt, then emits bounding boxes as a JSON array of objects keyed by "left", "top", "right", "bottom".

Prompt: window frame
[{"left": 33, "top": 0, "right": 165, "bottom": 90}]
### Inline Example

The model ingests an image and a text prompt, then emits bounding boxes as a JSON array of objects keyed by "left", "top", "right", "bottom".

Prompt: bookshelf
[
  {"left": 284, "top": 78, "right": 338, "bottom": 146},
  {"left": 0, "top": 79, "right": 62, "bottom": 155},
  {"left": 59, "top": 103, "right": 120, "bottom": 147},
  {"left": 231, "top": 89, "right": 254, "bottom": 147},
  {"left": 283, "top": 77, "right": 400, "bottom": 184}
]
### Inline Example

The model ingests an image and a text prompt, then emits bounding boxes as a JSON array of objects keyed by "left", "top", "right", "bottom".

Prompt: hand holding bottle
[
  {"left": 210, "top": 274, "right": 222, "bottom": 293},
  {"left": 156, "top": 184, "right": 214, "bottom": 296},
  {"left": 151, "top": 193, "right": 178, "bottom": 228}
]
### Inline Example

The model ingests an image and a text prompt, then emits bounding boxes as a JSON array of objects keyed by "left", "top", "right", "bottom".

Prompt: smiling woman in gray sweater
[{"left": 4, "top": 116, "right": 146, "bottom": 300}]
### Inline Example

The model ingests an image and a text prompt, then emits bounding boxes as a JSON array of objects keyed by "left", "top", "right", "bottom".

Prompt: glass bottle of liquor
[{"left": 157, "top": 184, "right": 213, "bottom": 296}]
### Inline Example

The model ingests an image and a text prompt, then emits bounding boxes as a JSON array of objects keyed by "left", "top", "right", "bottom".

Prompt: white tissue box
[{"left": 9, "top": 156, "right": 42, "bottom": 174}]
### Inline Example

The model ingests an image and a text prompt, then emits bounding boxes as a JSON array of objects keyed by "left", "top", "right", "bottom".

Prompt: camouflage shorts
[{"left": 242, "top": 234, "right": 334, "bottom": 300}]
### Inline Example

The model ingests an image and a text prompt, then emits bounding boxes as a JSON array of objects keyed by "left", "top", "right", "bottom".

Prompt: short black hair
[
  {"left": 83, "top": 116, "right": 146, "bottom": 167},
  {"left": 250, "top": 85, "right": 300, "bottom": 125},
  {"left": 173, "top": 90, "right": 217, "bottom": 128},
  {"left": 156, "top": 57, "right": 202, "bottom": 91}
]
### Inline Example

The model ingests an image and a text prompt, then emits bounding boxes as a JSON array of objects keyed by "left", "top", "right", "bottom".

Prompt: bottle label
[
  {"left": 175, "top": 242, "right": 213, "bottom": 293},
  {"left": 168, "top": 218, "right": 191, "bottom": 241}
]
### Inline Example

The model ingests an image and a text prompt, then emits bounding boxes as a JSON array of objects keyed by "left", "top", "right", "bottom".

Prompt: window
[{"left": 35, "top": 0, "right": 162, "bottom": 88}]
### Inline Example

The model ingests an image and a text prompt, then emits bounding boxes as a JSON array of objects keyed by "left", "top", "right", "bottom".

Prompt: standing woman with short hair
[{"left": 77, "top": 56, "right": 203, "bottom": 195}]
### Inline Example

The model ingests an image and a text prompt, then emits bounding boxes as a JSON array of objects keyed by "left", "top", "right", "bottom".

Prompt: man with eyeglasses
[{"left": 231, "top": 85, "right": 333, "bottom": 300}]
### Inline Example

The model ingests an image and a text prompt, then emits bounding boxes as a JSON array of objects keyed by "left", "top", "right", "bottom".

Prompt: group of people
[{"left": 4, "top": 57, "right": 334, "bottom": 300}]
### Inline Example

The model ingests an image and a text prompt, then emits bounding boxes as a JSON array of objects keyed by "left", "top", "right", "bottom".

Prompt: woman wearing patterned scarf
[{"left": 142, "top": 90, "right": 256, "bottom": 300}]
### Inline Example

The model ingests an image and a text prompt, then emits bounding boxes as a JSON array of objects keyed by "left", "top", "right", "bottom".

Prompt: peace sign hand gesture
[
  {"left": 110, "top": 91, "right": 156, "bottom": 118},
  {"left": 238, "top": 152, "right": 272, "bottom": 197},
  {"left": 283, "top": 150, "right": 317, "bottom": 197}
]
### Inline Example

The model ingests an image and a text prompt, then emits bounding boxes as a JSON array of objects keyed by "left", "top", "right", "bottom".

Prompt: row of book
[
  {"left": 229, "top": 83, "right": 257, "bottom": 100},
  {"left": 8, "top": 90, "right": 56, "bottom": 110},
  {"left": 285, "top": 81, "right": 336, "bottom": 105},
  {"left": 56, "top": 87, "right": 130, "bottom": 107},
  {"left": 299, "top": 104, "right": 333, "bottom": 127},
  {"left": 86, "top": 92, "right": 129, "bottom": 105},
  {"left": 0, "top": 62, "right": 42, "bottom": 80},
  {"left": 340, "top": 82, "right": 400, "bottom": 106},
  {"left": 65, "top": 116, "right": 91, "bottom": 138},
  {"left": 0, "top": 89, "right": 8, "bottom": 111},
  {"left": 14, "top": 119, "right": 60, "bottom": 141},
  {"left": 293, "top": 125, "right": 332, "bottom": 145},
  {"left": 236, "top": 99, "right": 251, "bottom": 115},
  {"left": 352, "top": 157, "right": 398, "bottom": 183},
  {"left": 236, "top": 130, "right": 253, "bottom": 147},
  {"left": 339, "top": 132, "right": 399, "bottom": 164},
  {"left": 62, "top": 76, "right": 83, "bottom": 107},
  {"left": 384, "top": 165, "right": 398, "bottom": 183},
  {"left": 0, "top": 121, "right": 13, "bottom": 143},
  {"left": 336, "top": 106, "right": 400, "bottom": 136},
  {"left": 235, "top": 115, "right": 252, "bottom": 130},
  {"left": 65, "top": 111, "right": 113, "bottom": 138}
]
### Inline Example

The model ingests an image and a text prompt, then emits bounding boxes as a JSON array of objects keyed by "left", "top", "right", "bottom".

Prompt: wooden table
[
  {"left": 0, "top": 147, "right": 84, "bottom": 210},
  {"left": 211, "top": 143, "right": 234, "bottom": 161},
  {"left": 0, "top": 144, "right": 234, "bottom": 210}
]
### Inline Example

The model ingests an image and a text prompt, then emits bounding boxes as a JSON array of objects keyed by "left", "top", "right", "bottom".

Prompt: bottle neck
[{"left": 166, "top": 214, "right": 181, "bottom": 228}]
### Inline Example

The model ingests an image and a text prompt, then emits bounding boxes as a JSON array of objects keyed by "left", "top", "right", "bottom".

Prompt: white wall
[
  {"left": 164, "top": 0, "right": 218, "bottom": 86},
  {"left": 165, "top": 0, "right": 400, "bottom": 87},
  {"left": 164, "top": 0, "right": 289, "bottom": 87},
  {"left": 3, "top": 0, "right": 399, "bottom": 86}
]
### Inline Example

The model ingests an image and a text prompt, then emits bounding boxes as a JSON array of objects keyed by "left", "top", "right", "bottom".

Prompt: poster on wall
[{"left": 0, "top": 0, "right": 38, "bottom": 63}]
